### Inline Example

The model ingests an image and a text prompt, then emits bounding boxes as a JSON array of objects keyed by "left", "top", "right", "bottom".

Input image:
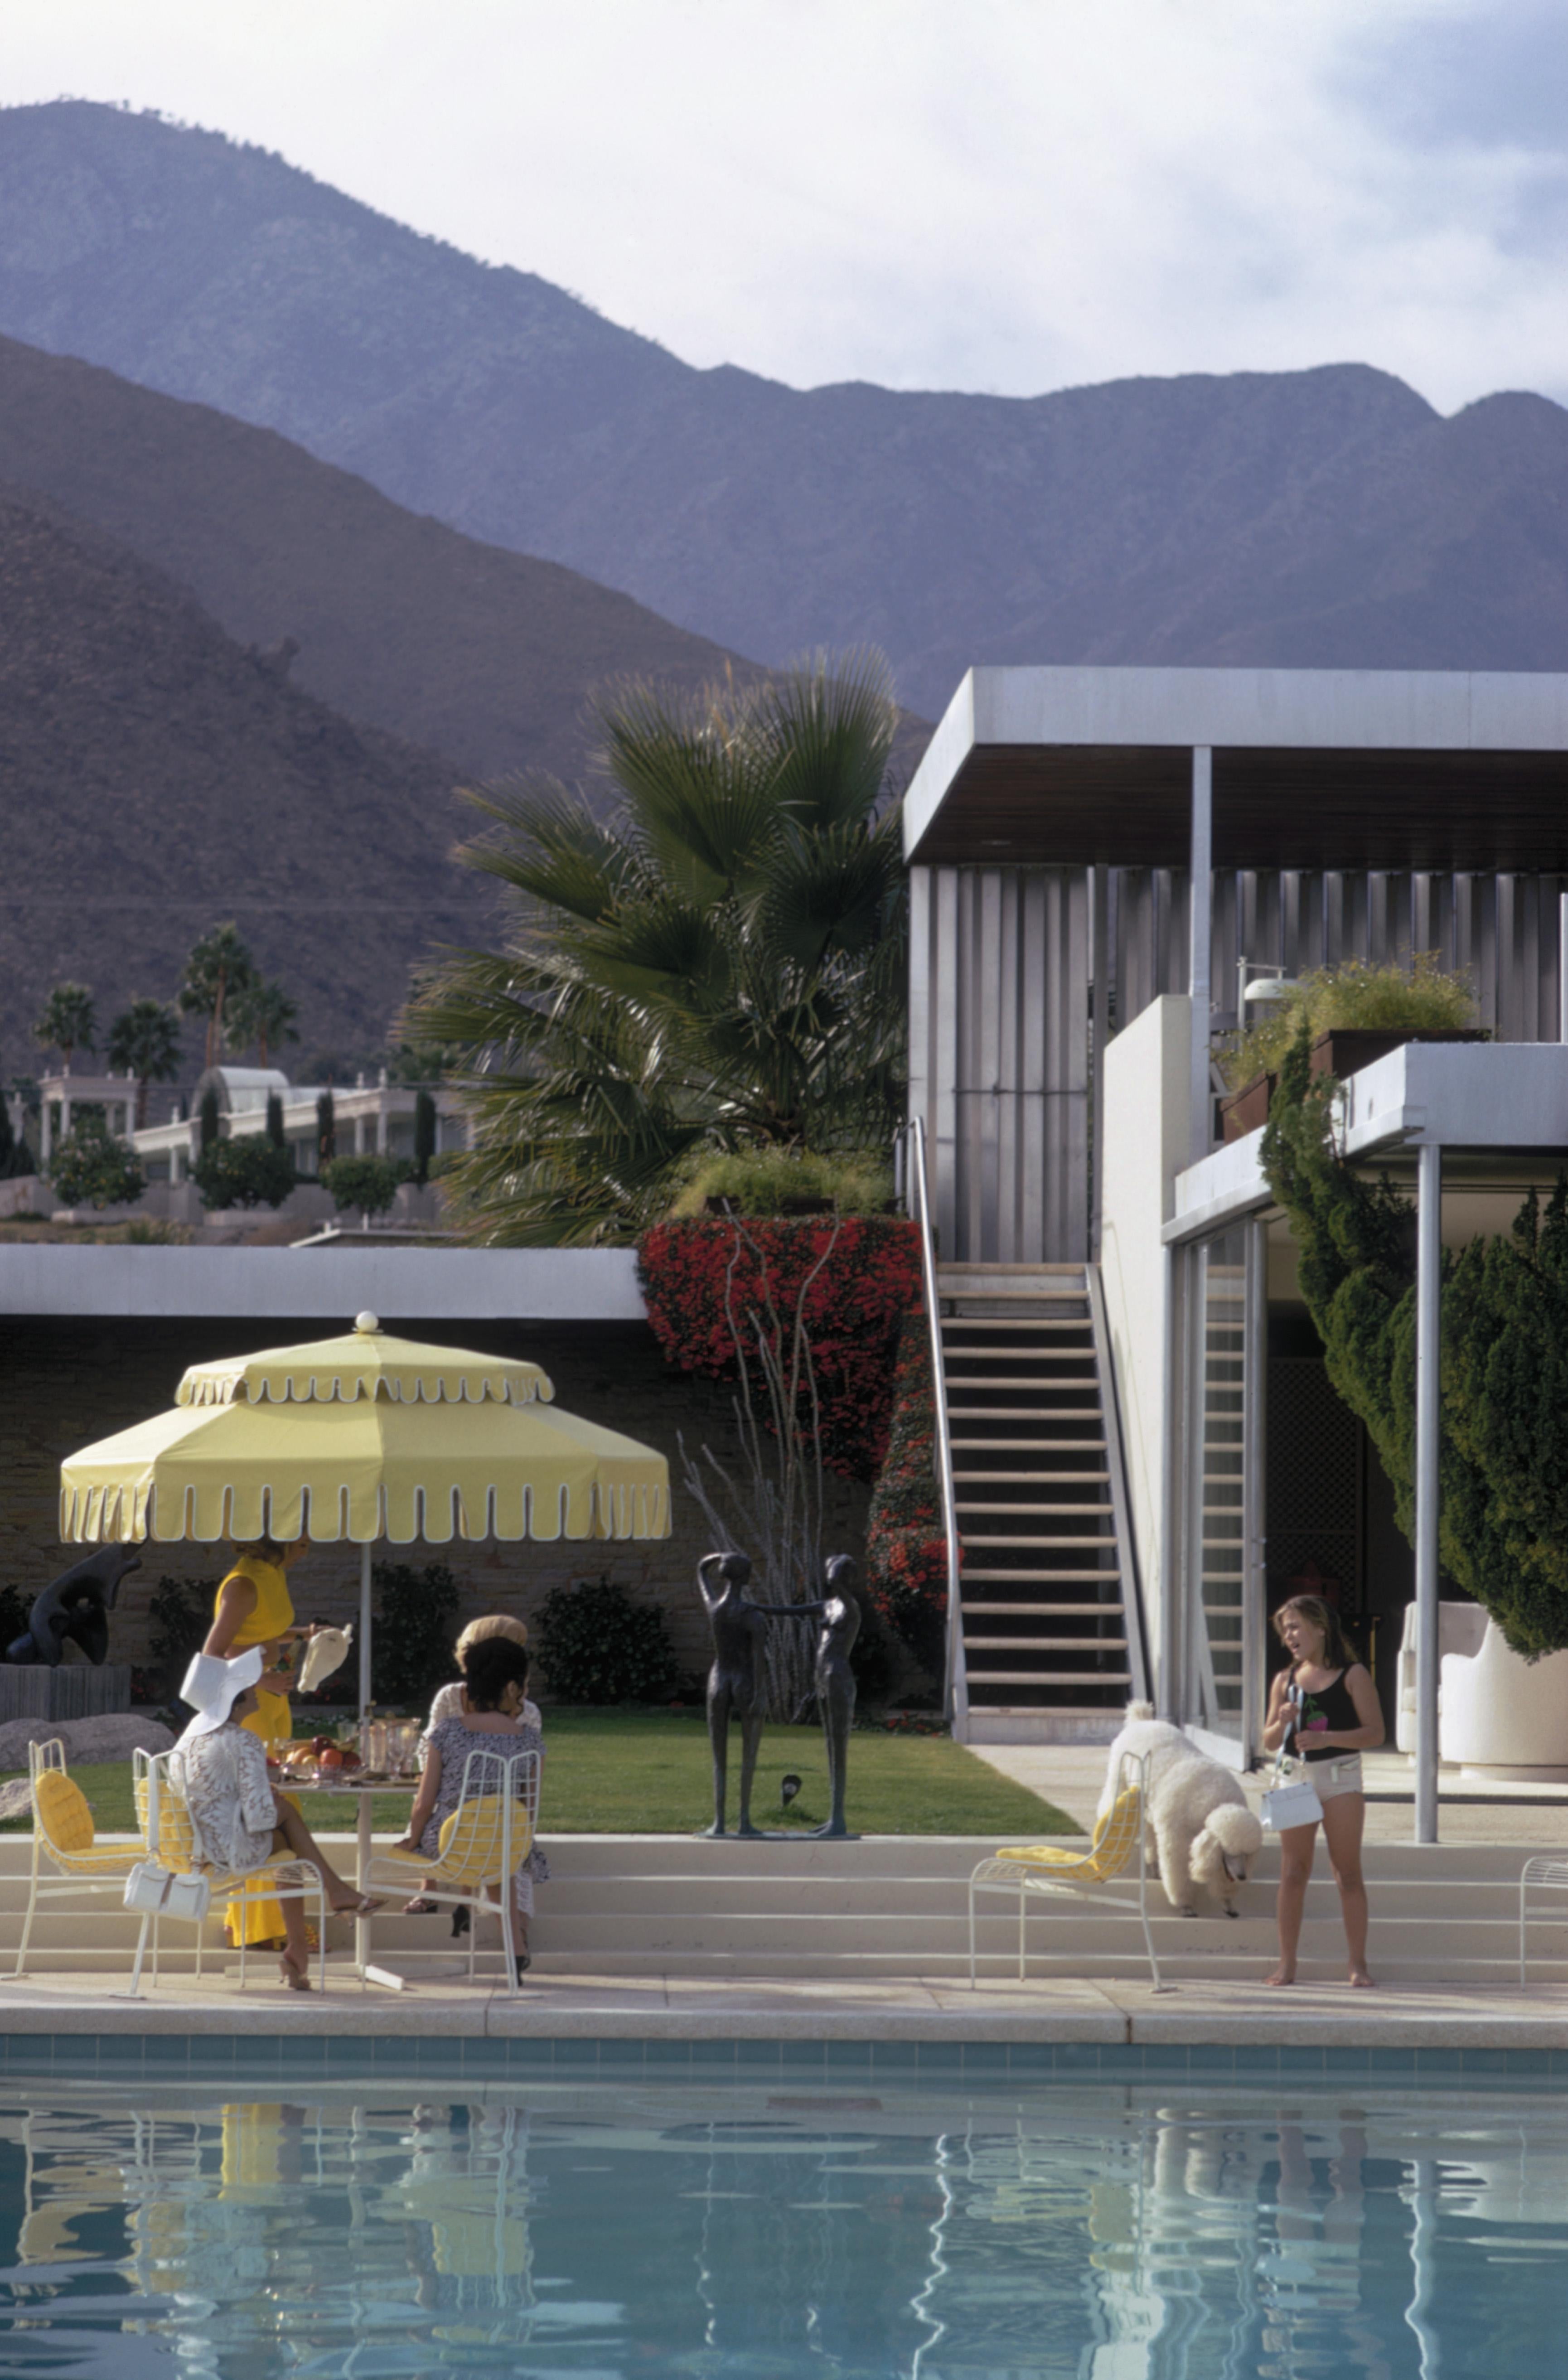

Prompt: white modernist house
[
  {"left": 903, "top": 664, "right": 1568, "bottom": 1828},
  {"left": 128, "top": 1066, "right": 471, "bottom": 1183}
]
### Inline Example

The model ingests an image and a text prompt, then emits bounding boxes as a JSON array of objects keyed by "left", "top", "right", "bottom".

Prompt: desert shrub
[
  {"left": 638, "top": 1215, "right": 920, "bottom": 1480},
  {"left": 148, "top": 1576, "right": 213, "bottom": 1695},
  {"left": 0, "top": 1583, "right": 30, "bottom": 1655},
  {"left": 323, "top": 1154, "right": 409, "bottom": 1217},
  {"left": 195, "top": 1136, "right": 296, "bottom": 1209},
  {"left": 533, "top": 1575, "right": 678, "bottom": 1704},
  {"left": 370, "top": 1562, "right": 462, "bottom": 1706},
  {"left": 1219, "top": 952, "right": 1477, "bottom": 1092},
  {"left": 666, "top": 1147, "right": 893, "bottom": 1219},
  {"left": 49, "top": 1114, "right": 145, "bottom": 1208},
  {"left": 413, "top": 1088, "right": 438, "bottom": 1183}
]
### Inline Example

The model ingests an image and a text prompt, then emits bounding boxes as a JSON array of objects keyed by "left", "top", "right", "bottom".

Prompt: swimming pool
[{"left": 0, "top": 2075, "right": 1561, "bottom": 2376}]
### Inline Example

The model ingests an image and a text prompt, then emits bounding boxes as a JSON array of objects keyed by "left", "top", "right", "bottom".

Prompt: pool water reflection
[{"left": 0, "top": 2078, "right": 1562, "bottom": 2376}]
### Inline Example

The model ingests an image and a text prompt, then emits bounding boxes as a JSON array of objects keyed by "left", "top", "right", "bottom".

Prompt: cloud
[{"left": 1, "top": 0, "right": 1563, "bottom": 410}]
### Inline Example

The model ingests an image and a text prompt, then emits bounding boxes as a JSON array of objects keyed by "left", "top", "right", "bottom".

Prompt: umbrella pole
[{"left": 358, "top": 1541, "right": 372, "bottom": 1726}]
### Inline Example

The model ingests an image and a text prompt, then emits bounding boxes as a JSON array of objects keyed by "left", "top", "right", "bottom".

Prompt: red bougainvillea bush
[
  {"left": 636, "top": 1216, "right": 921, "bottom": 1480},
  {"left": 864, "top": 1312, "right": 951, "bottom": 1681}
]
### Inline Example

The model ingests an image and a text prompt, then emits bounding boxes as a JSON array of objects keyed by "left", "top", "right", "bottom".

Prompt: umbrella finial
[{"left": 354, "top": 1311, "right": 381, "bottom": 1335}]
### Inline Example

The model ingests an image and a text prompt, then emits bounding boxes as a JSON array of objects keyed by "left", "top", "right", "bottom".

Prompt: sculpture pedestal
[{"left": 0, "top": 1665, "right": 133, "bottom": 1724}]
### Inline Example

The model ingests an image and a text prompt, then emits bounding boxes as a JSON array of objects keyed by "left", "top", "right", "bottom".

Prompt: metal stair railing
[
  {"left": 1084, "top": 1259, "right": 1152, "bottom": 1705},
  {"left": 904, "top": 1117, "right": 968, "bottom": 1732}
]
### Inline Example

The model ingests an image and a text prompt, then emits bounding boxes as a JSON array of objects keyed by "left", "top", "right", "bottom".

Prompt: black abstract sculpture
[
  {"left": 5, "top": 1547, "right": 140, "bottom": 1668},
  {"left": 696, "top": 1547, "right": 862, "bottom": 1839}
]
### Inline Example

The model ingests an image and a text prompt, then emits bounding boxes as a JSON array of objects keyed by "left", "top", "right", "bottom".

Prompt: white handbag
[
  {"left": 124, "top": 1862, "right": 212, "bottom": 1924},
  {"left": 1261, "top": 1763, "right": 1324, "bottom": 1832}
]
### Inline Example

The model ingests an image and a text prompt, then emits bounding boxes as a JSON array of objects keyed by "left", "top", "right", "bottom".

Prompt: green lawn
[{"left": 2, "top": 1708, "right": 1079, "bottom": 1840}]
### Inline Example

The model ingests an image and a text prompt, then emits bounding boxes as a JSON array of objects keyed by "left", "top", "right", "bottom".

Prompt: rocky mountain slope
[
  {"left": 0, "top": 482, "right": 491, "bottom": 1064},
  {"left": 1, "top": 100, "right": 1564, "bottom": 717},
  {"left": 0, "top": 333, "right": 763, "bottom": 787}
]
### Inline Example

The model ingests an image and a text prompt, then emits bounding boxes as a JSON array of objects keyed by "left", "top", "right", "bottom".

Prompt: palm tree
[
  {"left": 227, "top": 977, "right": 299, "bottom": 1068},
  {"left": 407, "top": 653, "right": 907, "bottom": 1244},
  {"left": 106, "top": 999, "right": 184, "bottom": 1129},
  {"left": 33, "top": 982, "right": 97, "bottom": 1074},
  {"left": 178, "top": 924, "right": 256, "bottom": 1070}
]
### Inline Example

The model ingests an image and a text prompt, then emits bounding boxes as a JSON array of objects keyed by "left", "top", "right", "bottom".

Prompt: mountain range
[
  {"left": 0, "top": 479, "right": 490, "bottom": 1069},
  {"left": 1, "top": 99, "right": 1564, "bottom": 719}
]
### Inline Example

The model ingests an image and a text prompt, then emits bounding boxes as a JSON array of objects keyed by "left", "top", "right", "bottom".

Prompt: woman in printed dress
[{"left": 395, "top": 1634, "right": 545, "bottom": 1978}]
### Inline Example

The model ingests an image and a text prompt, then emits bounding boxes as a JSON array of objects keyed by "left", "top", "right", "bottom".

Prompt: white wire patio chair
[
  {"left": 10, "top": 1737, "right": 143, "bottom": 1980},
  {"left": 367, "top": 1748, "right": 540, "bottom": 1997},
  {"left": 967, "top": 1749, "right": 1171, "bottom": 1992},
  {"left": 128, "top": 1747, "right": 328, "bottom": 1997}
]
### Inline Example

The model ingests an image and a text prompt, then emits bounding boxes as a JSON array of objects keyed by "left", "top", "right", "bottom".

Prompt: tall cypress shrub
[
  {"left": 1262, "top": 1024, "right": 1568, "bottom": 1655},
  {"left": 413, "top": 1088, "right": 437, "bottom": 1185}
]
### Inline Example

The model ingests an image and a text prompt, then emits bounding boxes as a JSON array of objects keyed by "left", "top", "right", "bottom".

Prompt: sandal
[
  {"left": 514, "top": 1952, "right": 531, "bottom": 1981},
  {"left": 279, "top": 1949, "right": 313, "bottom": 1993},
  {"left": 403, "top": 1896, "right": 439, "bottom": 1916},
  {"left": 332, "top": 1893, "right": 386, "bottom": 1920},
  {"left": 451, "top": 1906, "right": 471, "bottom": 1940}
]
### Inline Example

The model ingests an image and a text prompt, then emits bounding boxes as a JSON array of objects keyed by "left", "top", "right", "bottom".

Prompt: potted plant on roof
[{"left": 1218, "top": 954, "right": 1486, "bottom": 1142}]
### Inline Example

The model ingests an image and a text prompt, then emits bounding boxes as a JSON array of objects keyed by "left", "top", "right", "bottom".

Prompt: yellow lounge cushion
[
  {"left": 34, "top": 1769, "right": 95, "bottom": 1854},
  {"left": 997, "top": 1786, "right": 1142, "bottom": 1884},
  {"left": 436, "top": 1796, "right": 533, "bottom": 1890}
]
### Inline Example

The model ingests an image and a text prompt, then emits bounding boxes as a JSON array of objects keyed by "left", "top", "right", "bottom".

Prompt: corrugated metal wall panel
[{"left": 912, "top": 862, "right": 1568, "bottom": 1265}]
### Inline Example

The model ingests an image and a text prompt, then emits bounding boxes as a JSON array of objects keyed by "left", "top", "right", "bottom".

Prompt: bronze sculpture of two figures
[{"left": 696, "top": 1550, "right": 861, "bottom": 1838}]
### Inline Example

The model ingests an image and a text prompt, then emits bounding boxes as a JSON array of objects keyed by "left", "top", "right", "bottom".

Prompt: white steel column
[
  {"left": 1558, "top": 889, "right": 1568, "bottom": 1042},
  {"left": 1414, "top": 1141, "right": 1442, "bottom": 1845},
  {"left": 1189, "top": 747, "right": 1213, "bottom": 1166}
]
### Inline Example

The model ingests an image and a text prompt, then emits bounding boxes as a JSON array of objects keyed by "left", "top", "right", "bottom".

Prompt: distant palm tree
[
  {"left": 33, "top": 982, "right": 97, "bottom": 1074},
  {"left": 106, "top": 998, "right": 184, "bottom": 1129},
  {"left": 228, "top": 977, "right": 299, "bottom": 1069},
  {"left": 407, "top": 653, "right": 907, "bottom": 1243},
  {"left": 178, "top": 924, "right": 256, "bottom": 1070}
]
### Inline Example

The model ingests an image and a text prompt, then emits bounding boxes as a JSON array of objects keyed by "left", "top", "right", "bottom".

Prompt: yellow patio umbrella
[{"left": 59, "top": 1311, "right": 671, "bottom": 1718}]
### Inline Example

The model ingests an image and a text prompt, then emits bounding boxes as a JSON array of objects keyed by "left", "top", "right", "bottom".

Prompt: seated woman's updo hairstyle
[{"left": 461, "top": 1635, "right": 530, "bottom": 1712}]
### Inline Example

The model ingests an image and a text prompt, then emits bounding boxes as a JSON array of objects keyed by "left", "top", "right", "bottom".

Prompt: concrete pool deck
[{"left": 0, "top": 1967, "right": 1562, "bottom": 2053}]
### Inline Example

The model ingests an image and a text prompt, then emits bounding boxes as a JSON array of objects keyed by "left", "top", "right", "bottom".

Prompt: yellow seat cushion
[
  {"left": 998, "top": 1785, "right": 1142, "bottom": 1884},
  {"left": 436, "top": 1796, "right": 533, "bottom": 1891},
  {"left": 34, "top": 1770, "right": 95, "bottom": 1854}
]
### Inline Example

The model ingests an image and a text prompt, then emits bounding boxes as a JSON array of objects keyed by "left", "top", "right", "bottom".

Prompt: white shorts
[{"left": 1304, "top": 1752, "right": 1363, "bottom": 1803}]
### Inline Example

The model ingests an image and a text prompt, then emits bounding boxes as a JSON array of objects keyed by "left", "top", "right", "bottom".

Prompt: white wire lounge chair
[
  {"left": 368, "top": 1748, "right": 540, "bottom": 1997},
  {"left": 967, "top": 1749, "right": 1170, "bottom": 1991},
  {"left": 128, "top": 1747, "right": 328, "bottom": 1997},
  {"left": 10, "top": 1738, "right": 143, "bottom": 1980}
]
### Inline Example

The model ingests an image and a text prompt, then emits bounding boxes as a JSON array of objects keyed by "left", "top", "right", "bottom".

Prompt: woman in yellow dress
[{"left": 203, "top": 1533, "right": 316, "bottom": 1948}]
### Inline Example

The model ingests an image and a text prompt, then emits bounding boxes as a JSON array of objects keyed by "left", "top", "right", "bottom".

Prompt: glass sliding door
[{"left": 1179, "top": 1218, "right": 1265, "bottom": 1763}]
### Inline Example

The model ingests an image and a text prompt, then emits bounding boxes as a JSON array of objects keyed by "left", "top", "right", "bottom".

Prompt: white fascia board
[
  {"left": 901, "top": 672, "right": 977, "bottom": 860},
  {"left": 1339, "top": 1041, "right": 1568, "bottom": 1156},
  {"left": 1166, "top": 1131, "right": 1272, "bottom": 1244},
  {"left": 1164, "top": 1040, "right": 1568, "bottom": 1242},
  {"left": 0, "top": 1245, "right": 648, "bottom": 1323}
]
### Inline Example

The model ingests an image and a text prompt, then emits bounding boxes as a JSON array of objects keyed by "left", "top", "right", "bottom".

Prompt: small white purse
[
  {"left": 124, "top": 1863, "right": 212, "bottom": 1924},
  {"left": 1260, "top": 1762, "right": 1324, "bottom": 1832}
]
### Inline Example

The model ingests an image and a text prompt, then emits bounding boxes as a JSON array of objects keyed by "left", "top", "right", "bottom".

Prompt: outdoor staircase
[{"left": 935, "top": 1263, "right": 1147, "bottom": 1744}]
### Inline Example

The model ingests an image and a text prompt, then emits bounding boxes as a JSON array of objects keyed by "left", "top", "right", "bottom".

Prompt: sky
[{"left": 2, "top": 0, "right": 1565, "bottom": 413}]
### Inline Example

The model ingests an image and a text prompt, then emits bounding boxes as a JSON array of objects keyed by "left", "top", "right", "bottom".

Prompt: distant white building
[{"left": 121, "top": 1065, "right": 471, "bottom": 1182}]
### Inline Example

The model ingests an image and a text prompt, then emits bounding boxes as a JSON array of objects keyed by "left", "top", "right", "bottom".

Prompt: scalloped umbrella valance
[{"left": 58, "top": 1313, "right": 672, "bottom": 1719}]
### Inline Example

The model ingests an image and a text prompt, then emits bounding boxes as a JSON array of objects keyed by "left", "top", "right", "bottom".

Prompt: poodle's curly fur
[{"left": 1098, "top": 1703, "right": 1264, "bottom": 1916}]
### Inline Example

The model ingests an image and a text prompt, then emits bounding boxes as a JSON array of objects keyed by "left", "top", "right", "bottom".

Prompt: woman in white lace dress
[{"left": 173, "top": 1648, "right": 382, "bottom": 1990}]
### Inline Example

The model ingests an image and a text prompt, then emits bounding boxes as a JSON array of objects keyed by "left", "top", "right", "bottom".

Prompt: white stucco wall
[{"left": 1099, "top": 995, "right": 1190, "bottom": 1700}]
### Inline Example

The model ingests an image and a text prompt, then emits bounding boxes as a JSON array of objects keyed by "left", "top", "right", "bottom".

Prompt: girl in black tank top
[
  {"left": 1287, "top": 1668, "right": 1362, "bottom": 1762},
  {"left": 1262, "top": 1593, "right": 1384, "bottom": 1989}
]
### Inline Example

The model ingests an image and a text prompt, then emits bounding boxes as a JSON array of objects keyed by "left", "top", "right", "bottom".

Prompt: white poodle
[{"left": 1097, "top": 1703, "right": 1264, "bottom": 1917}]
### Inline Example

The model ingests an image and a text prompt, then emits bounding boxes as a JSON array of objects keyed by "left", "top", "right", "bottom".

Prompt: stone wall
[{"left": 0, "top": 1314, "right": 871, "bottom": 1694}]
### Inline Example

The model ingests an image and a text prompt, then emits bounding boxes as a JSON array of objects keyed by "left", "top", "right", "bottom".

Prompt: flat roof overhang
[
  {"left": 904, "top": 667, "right": 1568, "bottom": 871},
  {"left": 1164, "top": 1041, "right": 1568, "bottom": 1246}
]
